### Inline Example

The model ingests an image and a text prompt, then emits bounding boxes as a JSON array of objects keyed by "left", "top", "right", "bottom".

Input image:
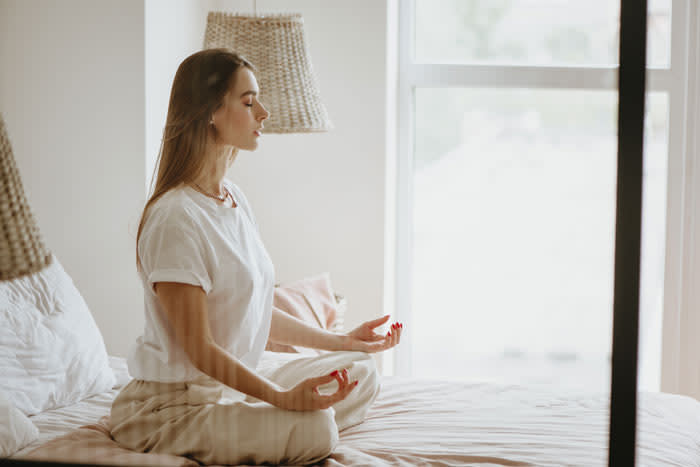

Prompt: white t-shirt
[{"left": 127, "top": 179, "right": 275, "bottom": 382}]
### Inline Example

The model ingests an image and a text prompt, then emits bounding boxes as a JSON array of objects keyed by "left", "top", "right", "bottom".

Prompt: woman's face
[{"left": 211, "top": 67, "right": 269, "bottom": 150}]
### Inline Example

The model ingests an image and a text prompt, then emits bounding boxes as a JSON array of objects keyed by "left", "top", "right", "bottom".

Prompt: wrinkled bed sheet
[{"left": 12, "top": 355, "right": 700, "bottom": 466}]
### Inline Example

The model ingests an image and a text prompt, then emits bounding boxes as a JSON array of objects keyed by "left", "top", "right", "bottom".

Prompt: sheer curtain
[{"left": 661, "top": 0, "right": 700, "bottom": 400}]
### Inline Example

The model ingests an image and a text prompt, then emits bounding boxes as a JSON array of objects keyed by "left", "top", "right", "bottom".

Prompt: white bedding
[
  {"left": 12, "top": 356, "right": 131, "bottom": 457},
  {"left": 333, "top": 378, "right": 700, "bottom": 466},
  {"left": 0, "top": 255, "right": 116, "bottom": 416},
  {"left": 12, "top": 354, "right": 700, "bottom": 466},
  {"left": 0, "top": 390, "right": 39, "bottom": 456}
]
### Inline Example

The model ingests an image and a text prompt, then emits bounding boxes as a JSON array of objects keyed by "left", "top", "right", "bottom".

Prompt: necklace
[{"left": 192, "top": 182, "right": 232, "bottom": 203}]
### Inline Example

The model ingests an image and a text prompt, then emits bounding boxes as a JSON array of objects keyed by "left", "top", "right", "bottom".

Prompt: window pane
[
  {"left": 414, "top": 0, "right": 670, "bottom": 68},
  {"left": 411, "top": 88, "right": 668, "bottom": 392}
]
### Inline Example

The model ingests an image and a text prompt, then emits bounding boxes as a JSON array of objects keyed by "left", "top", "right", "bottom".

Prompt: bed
[{"left": 4, "top": 352, "right": 700, "bottom": 466}]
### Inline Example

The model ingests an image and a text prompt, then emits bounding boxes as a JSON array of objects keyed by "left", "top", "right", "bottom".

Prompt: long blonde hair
[{"left": 136, "top": 48, "right": 255, "bottom": 271}]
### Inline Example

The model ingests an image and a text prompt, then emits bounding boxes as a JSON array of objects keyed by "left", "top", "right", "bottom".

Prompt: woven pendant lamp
[
  {"left": 204, "top": 7, "right": 332, "bottom": 133},
  {"left": 0, "top": 113, "right": 52, "bottom": 280}
]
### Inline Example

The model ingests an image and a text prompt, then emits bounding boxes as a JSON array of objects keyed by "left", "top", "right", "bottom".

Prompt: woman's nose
[{"left": 258, "top": 104, "right": 270, "bottom": 120}]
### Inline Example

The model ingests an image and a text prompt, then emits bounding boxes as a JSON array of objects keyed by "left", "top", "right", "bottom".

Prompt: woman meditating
[{"left": 109, "top": 48, "right": 403, "bottom": 466}]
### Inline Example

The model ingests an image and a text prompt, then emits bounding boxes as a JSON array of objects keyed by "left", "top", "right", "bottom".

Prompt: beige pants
[{"left": 110, "top": 351, "right": 380, "bottom": 466}]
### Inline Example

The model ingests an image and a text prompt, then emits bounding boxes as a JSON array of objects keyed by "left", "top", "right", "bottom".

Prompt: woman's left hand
[{"left": 342, "top": 315, "right": 403, "bottom": 353}]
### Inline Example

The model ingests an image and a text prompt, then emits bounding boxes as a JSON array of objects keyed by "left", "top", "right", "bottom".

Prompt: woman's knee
[
  {"left": 288, "top": 408, "right": 339, "bottom": 464},
  {"left": 313, "top": 408, "right": 339, "bottom": 453},
  {"left": 351, "top": 352, "right": 379, "bottom": 384}
]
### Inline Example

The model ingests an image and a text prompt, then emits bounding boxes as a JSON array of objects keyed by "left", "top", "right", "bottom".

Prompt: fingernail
[
  {"left": 330, "top": 370, "right": 339, "bottom": 377},
  {"left": 399, "top": 323, "right": 403, "bottom": 329},
  {"left": 387, "top": 331, "right": 391, "bottom": 337},
  {"left": 353, "top": 381, "right": 359, "bottom": 387}
]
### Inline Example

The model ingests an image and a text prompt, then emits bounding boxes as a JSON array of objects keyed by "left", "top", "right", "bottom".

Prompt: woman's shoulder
[{"left": 146, "top": 185, "right": 201, "bottom": 226}]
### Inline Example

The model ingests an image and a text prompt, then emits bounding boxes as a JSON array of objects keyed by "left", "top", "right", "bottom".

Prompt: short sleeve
[{"left": 138, "top": 208, "right": 213, "bottom": 295}]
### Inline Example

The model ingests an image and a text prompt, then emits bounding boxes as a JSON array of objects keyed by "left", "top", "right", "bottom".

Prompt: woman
[{"left": 109, "top": 48, "right": 403, "bottom": 466}]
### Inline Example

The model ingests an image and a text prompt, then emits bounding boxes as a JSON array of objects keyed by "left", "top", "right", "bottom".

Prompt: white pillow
[
  {"left": 0, "top": 390, "right": 39, "bottom": 456},
  {"left": 0, "top": 254, "right": 115, "bottom": 416}
]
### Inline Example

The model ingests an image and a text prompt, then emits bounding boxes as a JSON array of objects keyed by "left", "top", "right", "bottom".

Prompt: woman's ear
[{"left": 208, "top": 117, "right": 218, "bottom": 139}]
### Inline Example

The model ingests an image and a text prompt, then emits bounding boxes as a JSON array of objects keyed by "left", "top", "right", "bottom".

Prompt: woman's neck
[{"left": 194, "top": 145, "right": 236, "bottom": 194}]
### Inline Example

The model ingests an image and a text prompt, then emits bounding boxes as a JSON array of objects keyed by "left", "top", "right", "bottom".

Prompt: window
[{"left": 393, "top": 0, "right": 689, "bottom": 393}]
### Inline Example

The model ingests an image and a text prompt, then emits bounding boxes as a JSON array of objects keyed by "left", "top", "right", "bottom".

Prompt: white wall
[
  {"left": 2, "top": 0, "right": 391, "bottom": 369},
  {"left": 145, "top": 0, "right": 209, "bottom": 191},
  {"left": 0, "top": 0, "right": 146, "bottom": 357}
]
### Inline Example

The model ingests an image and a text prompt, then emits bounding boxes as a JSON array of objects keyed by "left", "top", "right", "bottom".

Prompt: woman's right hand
[{"left": 274, "top": 368, "right": 358, "bottom": 411}]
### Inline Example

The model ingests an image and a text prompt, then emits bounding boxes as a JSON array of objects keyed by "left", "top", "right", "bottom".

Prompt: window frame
[{"left": 391, "top": 0, "right": 700, "bottom": 394}]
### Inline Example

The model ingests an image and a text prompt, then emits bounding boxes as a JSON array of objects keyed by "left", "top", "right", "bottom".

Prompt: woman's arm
[
  {"left": 155, "top": 282, "right": 284, "bottom": 405},
  {"left": 269, "top": 307, "right": 403, "bottom": 353},
  {"left": 268, "top": 307, "right": 350, "bottom": 351},
  {"left": 270, "top": 307, "right": 404, "bottom": 354}
]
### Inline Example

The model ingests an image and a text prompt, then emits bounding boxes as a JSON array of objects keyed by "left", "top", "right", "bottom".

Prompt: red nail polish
[
  {"left": 353, "top": 381, "right": 359, "bottom": 386},
  {"left": 330, "top": 370, "right": 339, "bottom": 377}
]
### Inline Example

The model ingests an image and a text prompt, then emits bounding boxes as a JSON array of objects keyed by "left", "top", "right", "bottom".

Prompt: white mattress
[{"left": 12, "top": 355, "right": 700, "bottom": 466}]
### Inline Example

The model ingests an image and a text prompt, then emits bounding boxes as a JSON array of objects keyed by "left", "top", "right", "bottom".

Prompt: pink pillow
[{"left": 266, "top": 273, "right": 339, "bottom": 354}]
